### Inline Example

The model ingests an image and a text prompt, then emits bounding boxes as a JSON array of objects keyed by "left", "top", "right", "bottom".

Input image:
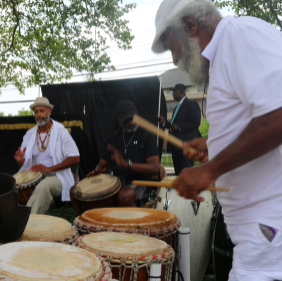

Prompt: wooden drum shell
[
  {"left": 13, "top": 171, "right": 44, "bottom": 205},
  {"left": 76, "top": 233, "right": 175, "bottom": 281},
  {"left": 73, "top": 174, "right": 121, "bottom": 214}
]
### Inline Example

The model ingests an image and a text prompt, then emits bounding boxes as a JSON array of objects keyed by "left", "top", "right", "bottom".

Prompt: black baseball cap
[
  {"left": 115, "top": 100, "right": 137, "bottom": 123},
  {"left": 170, "top": 83, "right": 186, "bottom": 91}
]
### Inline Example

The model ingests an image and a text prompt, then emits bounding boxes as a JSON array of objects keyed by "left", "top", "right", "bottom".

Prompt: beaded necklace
[{"left": 36, "top": 120, "right": 53, "bottom": 152}]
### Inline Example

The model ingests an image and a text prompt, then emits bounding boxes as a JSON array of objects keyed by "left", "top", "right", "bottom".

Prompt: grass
[
  {"left": 47, "top": 204, "right": 77, "bottom": 224},
  {"left": 161, "top": 154, "right": 174, "bottom": 167},
  {"left": 161, "top": 154, "right": 201, "bottom": 167}
]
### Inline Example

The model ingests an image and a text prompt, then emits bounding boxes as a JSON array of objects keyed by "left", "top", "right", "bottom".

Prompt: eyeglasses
[{"left": 202, "top": 76, "right": 209, "bottom": 118}]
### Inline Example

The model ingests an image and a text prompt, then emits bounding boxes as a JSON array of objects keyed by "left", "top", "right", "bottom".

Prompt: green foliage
[
  {"left": 0, "top": 0, "right": 136, "bottom": 94},
  {"left": 0, "top": 112, "right": 4, "bottom": 116},
  {"left": 211, "top": 0, "right": 282, "bottom": 30},
  {"left": 17, "top": 108, "right": 34, "bottom": 116},
  {"left": 199, "top": 118, "right": 209, "bottom": 138}
]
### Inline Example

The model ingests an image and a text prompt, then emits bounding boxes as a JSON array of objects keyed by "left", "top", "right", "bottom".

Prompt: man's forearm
[
  {"left": 209, "top": 107, "right": 282, "bottom": 178},
  {"left": 49, "top": 156, "right": 80, "bottom": 173},
  {"left": 130, "top": 162, "right": 160, "bottom": 175}
]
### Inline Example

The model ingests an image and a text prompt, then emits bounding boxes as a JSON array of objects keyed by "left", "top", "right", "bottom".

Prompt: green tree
[
  {"left": 211, "top": 0, "right": 282, "bottom": 29},
  {"left": 199, "top": 118, "right": 209, "bottom": 138},
  {"left": 0, "top": 112, "right": 4, "bottom": 116},
  {"left": 17, "top": 108, "right": 34, "bottom": 116},
  {"left": 0, "top": 0, "right": 136, "bottom": 94}
]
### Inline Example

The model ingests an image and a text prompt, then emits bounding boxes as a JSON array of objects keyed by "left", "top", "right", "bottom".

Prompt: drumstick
[
  {"left": 132, "top": 115, "right": 197, "bottom": 154},
  {"left": 131, "top": 181, "right": 229, "bottom": 192}
]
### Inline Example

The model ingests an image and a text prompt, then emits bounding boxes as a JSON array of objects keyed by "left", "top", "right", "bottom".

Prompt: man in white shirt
[
  {"left": 152, "top": 0, "right": 282, "bottom": 280},
  {"left": 14, "top": 97, "right": 80, "bottom": 214},
  {"left": 159, "top": 83, "right": 201, "bottom": 174}
]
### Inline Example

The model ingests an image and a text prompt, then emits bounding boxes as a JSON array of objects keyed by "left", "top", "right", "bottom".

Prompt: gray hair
[{"left": 169, "top": 0, "right": 222, "bottom": 37}]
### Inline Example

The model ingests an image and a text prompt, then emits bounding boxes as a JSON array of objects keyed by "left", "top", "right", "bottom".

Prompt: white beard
[
  {"left": 177, "top": 37, "right": 209, "bottom": 86},
  {"left": 35, "top": 113, "right": 50, "bottom": 126}
]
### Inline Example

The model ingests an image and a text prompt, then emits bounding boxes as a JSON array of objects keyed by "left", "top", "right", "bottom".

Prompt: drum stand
[
  {"left": 0, "top": 173, "right": 31, "bottom": 244},
  {"left": 161, "top": 188, "right": 180, "bottom": 281}
]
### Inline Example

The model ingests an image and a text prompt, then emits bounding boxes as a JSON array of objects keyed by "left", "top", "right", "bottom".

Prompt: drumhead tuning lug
[
  {"left": 191, "top": 201, "right": 200, "bottom": 215},
  {"left": 163, "top": 198, "right": 171, "bottom": 211}
]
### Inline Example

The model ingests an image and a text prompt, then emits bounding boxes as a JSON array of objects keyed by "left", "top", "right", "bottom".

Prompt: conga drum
[
  {"left": 74, "top": 174, "right": 121, "bottom": 213},
  {"left": 157, "top": 187, "right": 213, "bottom": 281},
  {"left": 0, "top": 241, "right": 112, "bottom": 281},
  {"left": 74, "top": 207, "right": 181, "bottom": 245},
  {"left": 76, "top": 232, "right": 175, "bottom": 281},
  {"left": 18, "top": 214, "right": 79, "bottom": 244},
  {"left": 13, "top": 170, "right": 44, "bottom": 205},
  {"left": 212, "top": 204, "right": 234, "bottom": 281}
]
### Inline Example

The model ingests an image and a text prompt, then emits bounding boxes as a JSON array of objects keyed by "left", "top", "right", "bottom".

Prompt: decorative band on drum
[
  {"left": 76, "top": 235, "right": 175, "bottom": 266},
  {"left": 15, "top": 174, "right": 45, "bottom": 190},
  {"left": 52, "top": 229, "right": 79, "bottom": 244},
  {"left": 95, "top": 254, "right": 112, "bottom": 281},
  {"left": 73, "top": 217, "right": 181, "bottom": 239}
]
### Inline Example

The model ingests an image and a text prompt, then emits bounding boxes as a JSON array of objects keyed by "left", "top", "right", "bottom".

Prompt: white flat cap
[
  {"left": 151, "top": 0, "right": 196, "bottom": 53},
  {"left": 30, "top": 97, "right": 54, "bottom": 111}
]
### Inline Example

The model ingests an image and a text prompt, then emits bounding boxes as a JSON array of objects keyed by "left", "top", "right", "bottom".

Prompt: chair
[
  {"left": 143, "top": 165, "right": 167, "bottom": 209},
  {"left": 47, "top": 164, "right": 79, "bottom": 219}
]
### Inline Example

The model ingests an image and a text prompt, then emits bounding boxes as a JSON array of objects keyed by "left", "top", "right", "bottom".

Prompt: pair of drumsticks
[{"left": 131, "top": 114, "right": 228, "bottom": 193}]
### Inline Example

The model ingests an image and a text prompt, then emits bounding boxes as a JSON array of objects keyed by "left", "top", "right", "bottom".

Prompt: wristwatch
[{"left": 128, "top": 159, "right": 133, "bottom": 168}]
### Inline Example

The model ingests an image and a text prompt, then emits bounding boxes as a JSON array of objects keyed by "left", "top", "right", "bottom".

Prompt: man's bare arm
[
  {"left": 31, "top": 156, "right": 80, "bottom": 173},
  {"left": 130, "top": 156, "right": 160, "bottom": 175},
  {"left": 174, "top": 107, "right": 282, "bottom": 201}
]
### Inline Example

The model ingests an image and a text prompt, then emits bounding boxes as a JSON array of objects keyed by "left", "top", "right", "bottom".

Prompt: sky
[{"left": 0, "top": 0, "right": 234, "bottom": 115}]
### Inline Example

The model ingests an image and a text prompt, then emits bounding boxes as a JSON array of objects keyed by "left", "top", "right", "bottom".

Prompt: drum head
[
  {"left": 18, "top": 215, "right": 78, "bottom": 244},
  {"left": 13, "top": 170, "right": 42, "bottom": 185},
  {"left": 75, "top": 174, "right": 121, "bottom": 201},
  {"left": 78, "top": 232, "right": 170, "bottom": 258},
  {"left": 0, "top": 242, "right": 103, "bottom": 281},
  {"left": 78, "top": 207, "right": 178, "bottom": 229}
]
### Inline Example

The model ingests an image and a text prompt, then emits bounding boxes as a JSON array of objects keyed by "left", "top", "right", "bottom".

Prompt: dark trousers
[{"left": 171, "top": 147, "right": 194, "bottom": 175}]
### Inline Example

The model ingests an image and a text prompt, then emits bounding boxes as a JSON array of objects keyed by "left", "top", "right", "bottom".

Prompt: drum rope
[
  {"left": 76, "top": 236, "right": 175, "bottom": 281},
  {"left": 74, "top": 217, "right": 181, "bottom": 239}
]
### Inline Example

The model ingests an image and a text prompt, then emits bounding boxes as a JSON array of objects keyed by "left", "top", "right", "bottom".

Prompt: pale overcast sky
[{"left": 0, "top": 0, "right": 234, "bottom": 115}]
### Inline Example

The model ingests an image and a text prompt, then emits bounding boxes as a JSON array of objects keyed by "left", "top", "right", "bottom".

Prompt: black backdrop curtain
[{"left": 0, "top": 76, "right": 167, "bottom": 179}]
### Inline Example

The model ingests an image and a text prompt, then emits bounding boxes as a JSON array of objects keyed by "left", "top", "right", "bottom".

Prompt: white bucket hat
[
  {"left": 30, "top": 97, "right": 54, "bottom": 111},
  {"left": 151, "top": 0, "right": 196, "bottom": 53}
]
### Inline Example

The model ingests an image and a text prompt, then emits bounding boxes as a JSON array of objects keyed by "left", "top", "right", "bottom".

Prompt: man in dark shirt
[
  {"left": 159, "top": 83, "right": 201, "bottom": 175},
  {"left": 87, "top": 100, "right": 160, "bottom": 207}
]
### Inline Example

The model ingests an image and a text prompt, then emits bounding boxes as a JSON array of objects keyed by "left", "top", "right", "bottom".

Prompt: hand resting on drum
[
  {"left": 30, "top": 156, "right": 79, "bottom": 173},
  {"left": 86, "top": 167, "right": 107, "bottom": 177},
  {"left": 14, "top": 147, "right": 26, "bottom": 166},
  {"left": 30, "top": 164, "right": 52, "bottom": 173},
  {"left": 183, "top": 138, "right": 208, "bottom": 163}
]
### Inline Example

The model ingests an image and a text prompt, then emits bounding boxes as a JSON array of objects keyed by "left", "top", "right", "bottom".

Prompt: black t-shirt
[{"left": 101, "top": 127, "right": 159, "bottom": 181}]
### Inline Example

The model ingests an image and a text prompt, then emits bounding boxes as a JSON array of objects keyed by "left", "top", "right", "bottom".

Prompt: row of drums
[
  {"left": 10, "top": 170, "right": 232, "bottom": 281},
  {"left": 0, "top": 203, "right": 218, "bottom": 281},
  {"left": 0, "top": 209, "right": 177, "bottom": 281}
]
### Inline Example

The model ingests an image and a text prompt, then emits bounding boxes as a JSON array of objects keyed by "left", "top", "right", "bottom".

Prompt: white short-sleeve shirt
[{"left": 202, "top": 16, "right": 282, "bottom": 228}]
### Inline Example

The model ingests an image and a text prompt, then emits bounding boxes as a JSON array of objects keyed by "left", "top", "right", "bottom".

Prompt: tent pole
[{"left": 157, "top": 76, "right": 162, "bottom": 146}]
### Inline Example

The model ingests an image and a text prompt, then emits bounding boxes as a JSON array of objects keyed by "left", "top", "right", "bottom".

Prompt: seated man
[
  {"left": 14, "top": 97, "right": 80, "bottom": 214},
  {"left": 87, "top": 100, "right": 160, "bottom": 207}
]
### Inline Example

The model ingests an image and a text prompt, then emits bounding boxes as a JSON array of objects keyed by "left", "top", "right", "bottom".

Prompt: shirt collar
[
  {"left": 179, "top": 96, "right": 186, "bottom": 105},
  {"left": 202, "top": 16, "right": 234, "bottom": 65}
]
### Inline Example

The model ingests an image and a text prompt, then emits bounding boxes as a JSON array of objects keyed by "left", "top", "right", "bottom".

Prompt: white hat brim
[{"left": 30, "top": 103, "right": 54, "bottom": 111}]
